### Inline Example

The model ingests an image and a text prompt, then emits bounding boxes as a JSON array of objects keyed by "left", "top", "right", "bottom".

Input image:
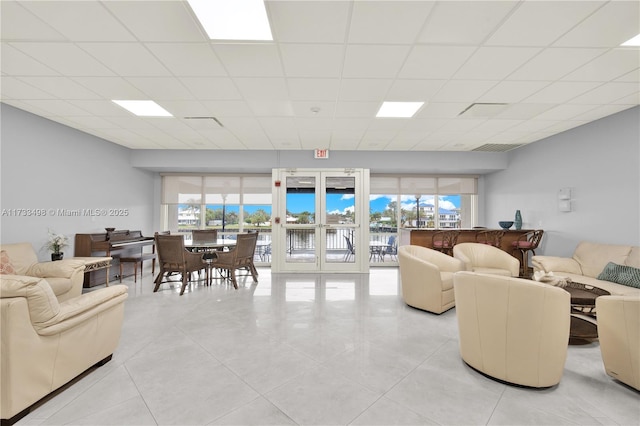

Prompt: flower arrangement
[{"left": 46, "top": 229, "right": 69, "bottom": 254}]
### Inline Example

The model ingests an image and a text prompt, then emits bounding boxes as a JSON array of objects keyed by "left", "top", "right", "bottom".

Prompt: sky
[{"left": 286, "top": 194, "right": 461, "bottom": 216}]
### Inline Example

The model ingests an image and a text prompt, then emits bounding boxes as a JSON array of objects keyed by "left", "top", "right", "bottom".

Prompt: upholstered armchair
[
  {"left": 0, "top": 274, "right": 128, "bottom": 424},
  {"left": 596, "top": 295, "right": 640, "bottom": 391},
  {"left": 398, "top": 245, "right": 464, "bottom": 314},
  {"left": 1, "top": 243, "right": 85, "bottom": 302},
  {"left": 453, "top": 272, "right": 570, "bottom": 388},
  {"left": 453, "top": 242, "right": 520, "bottom": 277}
]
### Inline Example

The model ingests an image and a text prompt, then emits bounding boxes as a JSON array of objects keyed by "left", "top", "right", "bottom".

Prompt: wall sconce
[{"left": 558, "top": 188, "right": 572, "bottom": 212}]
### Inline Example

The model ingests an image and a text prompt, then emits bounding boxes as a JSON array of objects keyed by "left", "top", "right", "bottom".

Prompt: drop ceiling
[{"left": 1, "top": 0, "right": 638, "bottom": 152}]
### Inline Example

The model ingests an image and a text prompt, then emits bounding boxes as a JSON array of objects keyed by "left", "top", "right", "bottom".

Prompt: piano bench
[{"left": 119, "top": 253, "right": 156, "bottom": 283}]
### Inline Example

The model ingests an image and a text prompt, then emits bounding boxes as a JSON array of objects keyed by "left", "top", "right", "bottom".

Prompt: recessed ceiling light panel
[
  {"left": 621, "top": 33, "right": 640, "bottom": 46},
  {"left": 376, "top": 101, "right": 424, "bottom": 118},
  {"left": 188, "top": 0, "right": 273, "bottom": 41},
  {"left": 112, "top": 100, "right": 173, "bottom": 117}
]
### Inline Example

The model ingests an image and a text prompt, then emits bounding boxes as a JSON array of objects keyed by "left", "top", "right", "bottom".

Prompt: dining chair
[
  {"left": 192, "top": 229, "right": 218, "bottom": 260},
  {"left": 211, "top": 232, "right": 259, "bottom": 289},
  {"left": 431, "top": 230, "right": 460, "bottom": 256},
  {"left": 153, "top": 234, "right": 206, "bottom": 295},
  {"left": 344, "top": 235, "right": 355, "bottom": 261},
  {"left": 382, "top": 235, "right": 398, "bottom": 261}
]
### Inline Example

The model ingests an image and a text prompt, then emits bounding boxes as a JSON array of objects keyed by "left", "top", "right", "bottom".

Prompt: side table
[{"left": 71, "top": 257, "right": 112, "bottom": 287}]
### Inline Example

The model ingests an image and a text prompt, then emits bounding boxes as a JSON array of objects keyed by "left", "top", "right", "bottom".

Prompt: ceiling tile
[
  {"left": 214, "top": 44, "right": 284, "bottom": 77},
  {"left": 417, "top": 1, "right": 517, "bottom": 45},
  {"left": 332, "top": 118, "right": 372, "bottom": 131},
  {"left": 66, "top": 100, "right": 134, "bottom": 117},
  {"left": 201, "top": 100, "right": 252, "bottom": 117},
  {"left": 124, "top": 77, "right": 196, "bottom": 101},
  {"left": 569, "top": 104, "right": 636, "bottom": 122},
  {"left": 487, "top": 1, "right": 604, "bottom": 47},
  {"left": 334, "top": 102, "right": 379, "bottom": 118},
  {"left": 267, "top": 1, "right": 350, "bottom": 43},
  {"left": 533, "top": 104, "right": 598, "bottom": 121},
  {"left": 508, "top": 48, "right": 607, "bottom": 81},
  {"left": 280, "top": 44, "right": 344, "bottom": 78},
  {"left": 247, "top": 100, "right": 295, "bottom": 116},
  {"left": 616, "top": 68, "right": 640, "bottom": 83},
  {"left": 348, "top": 1, "right": 433, "bottom": 44},
  {"left": 233, "top": 78, "right": 289, "bottom": 100},
  {"left": 496, "top": 104, "right": 555, "bottom": 120},
  {"left": 523, "top": 81, "right": 601, "bottom": 103},
  {"left": 338, "top": 79, "right": 393, "bottom": 101},
  {"left": 180, "top": 77, "right": 242, "bottom": 101},
  {"left": 156, "top": 101, "right": 209, "bottom": 117},
  {"left": 568, "top": 82, "right": 640, "bottom": 105},
  {"left": 431, "top": 80, "right": 498, "bottom": 103},
  {"left": 454, "top": 47, "right": 541, "bottom": 80},
  {"left": 103, "top": 1, "right": 206, "bottom": 42},
  {"left": 73, "top": 76, "right": 148, "bottom": 99},
  {"left": 415, "top": 103, "right": 470, "bottom": 118},
  {"left": 1, "top": 76, "right": 56, "bottom": 99},
  {"left": 477, "top": 81, "right": 549, "bottom": 103},
  {"left": 343, "top": 45, "right": 412, "bottom": 78},
  {"left": 291, "top": 101, "right": 335, "bottom": 118},
  {"left": 386, "top": 80, "right": 446, "bottom": 101},
  {"left": 78, "top": 43, "right": 171, "bottom": 76},
  {"left": 562, "top": 49, "right": 640, "bottom": 82},
  {"left": 15, "top": 77, "right": 101, "bottom": 100},
  {"left": 0, "top": 1, "right": 66, "bottom": 42},
  {"left": 9, "top": 42, "right": 113, "bottom": 76},
  {"left": 287, "top": 78, "right": 340, "bottom": 101},
  {"left": 146, "top": 43, "right": 227, "bottom": 77},
  {"left": 20, "top": 1, "right": 135, "bottom": 42},
  {"left": 259, "top": 117, "right": 298, "bottom": 139},
  {"left": 22, "top": 99, "right": 91, "bottom": 116},
  {"left": 554, "top": 1, "right": 640, "bottom": 48},
  {"left": 399, "top": 46, "right": 476, "bottom": 79}
]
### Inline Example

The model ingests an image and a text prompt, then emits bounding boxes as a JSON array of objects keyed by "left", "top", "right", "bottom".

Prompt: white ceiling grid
[{"left": 0, "top": 0, "right": 638, "bottom": 152}]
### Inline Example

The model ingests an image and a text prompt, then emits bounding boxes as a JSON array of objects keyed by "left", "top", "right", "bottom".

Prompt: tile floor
[{"left": 17, "top": 267, "right": 640, "bottom": 426}]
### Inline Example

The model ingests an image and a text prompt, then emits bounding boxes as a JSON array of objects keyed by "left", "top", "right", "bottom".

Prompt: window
[{"left": 161, "top": 174, "right": 272, "bottom": 239}]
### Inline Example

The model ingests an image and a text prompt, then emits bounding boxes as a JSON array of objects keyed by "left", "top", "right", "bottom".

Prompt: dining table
[{"left": 184, "top": 240, "right": 237, "bottom": 285}]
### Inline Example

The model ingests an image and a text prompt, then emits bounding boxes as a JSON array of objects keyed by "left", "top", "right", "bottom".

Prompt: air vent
[
  {"left": 183, "top": 116, "right": 224, "bottom": 127},
  {"left": 473, "top": 143, "right": 524, "bottom": 152},
  {"left": 459, "top": 103, "right": 508, "bottom": 118}
]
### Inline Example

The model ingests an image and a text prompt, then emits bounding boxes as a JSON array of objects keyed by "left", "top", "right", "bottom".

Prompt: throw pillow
[
  {"left": 597, "top": 262, "right": 640, "bottom": 289},
  {"left": 0, "top": 250, "right": 16, "bottom": 275}
]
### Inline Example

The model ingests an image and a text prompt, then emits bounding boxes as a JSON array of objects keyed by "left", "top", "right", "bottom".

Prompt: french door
[{"left": 271, "top": 168, "right": 369, "bottom": 273}]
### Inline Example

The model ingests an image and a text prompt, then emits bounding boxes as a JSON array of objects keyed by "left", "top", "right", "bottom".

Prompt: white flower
[{"left": 46, "top": 229, "right": 69, "bottom": 253}]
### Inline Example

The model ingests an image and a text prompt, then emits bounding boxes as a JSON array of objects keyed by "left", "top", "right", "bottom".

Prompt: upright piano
[{"left": 75, "top": 229, "right": 154, "bottom": 287}]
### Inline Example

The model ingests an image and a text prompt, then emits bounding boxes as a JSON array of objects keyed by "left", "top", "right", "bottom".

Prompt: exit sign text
[{"left": 314, "top": 149, "right": 329, "bottom": 159}]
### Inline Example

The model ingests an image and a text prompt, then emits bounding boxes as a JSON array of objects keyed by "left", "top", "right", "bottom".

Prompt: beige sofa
[
  {"left": 398, "top": 245, "right": 464, "bottom": 314},
  {"left": 453, "top": 271, "right": 570, "bottom": 388},
  {"left": 596, "top": 296, "right": 640, "bottom": 391},
  {"left": 532, "top": 241, "right": 640, "bottom": 296},
  {"left": 0, "top": 274, "right": 128, "bottom": 424},
  {"left": 453, "top": 242, "right": 520, "bottom": 277},
  {"left": 1, "top": 242, "right": 85, "bottom": 302}
]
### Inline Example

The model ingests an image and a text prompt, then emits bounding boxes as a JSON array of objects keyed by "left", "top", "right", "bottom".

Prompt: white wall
[
  {"left": 0, "top": 104, "right": 156, "bottom": 261},
  {"left": 484, "top": 106, "right": 640, "bottom": 257}
]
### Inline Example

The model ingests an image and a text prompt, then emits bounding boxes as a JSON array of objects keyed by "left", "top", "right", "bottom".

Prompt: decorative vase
[
  {"left": 51, "top": 252, "right": 64, "bottom": 261},
  {"left": 514, "top": 210, "right": 522, "bottom": 230}
]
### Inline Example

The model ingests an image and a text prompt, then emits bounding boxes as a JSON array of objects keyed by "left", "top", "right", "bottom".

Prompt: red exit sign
[{"left": 314, "top": 149, "right": 329, "bottom": 159}]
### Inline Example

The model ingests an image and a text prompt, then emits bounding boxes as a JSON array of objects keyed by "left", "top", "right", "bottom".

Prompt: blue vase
[{"left": 515, "top": 210, "right": 522, "bottom": 230}]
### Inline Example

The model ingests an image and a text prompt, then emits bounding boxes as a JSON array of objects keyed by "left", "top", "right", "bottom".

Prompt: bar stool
[
  {"left": 511, "top": 229, "right": 544, "bottom": 277},
  {"left": 475, "top": 230, "right": 505, "bottom": 248},
  {"left": 431, "top": 230, "right": 460, "bottom": 256}
]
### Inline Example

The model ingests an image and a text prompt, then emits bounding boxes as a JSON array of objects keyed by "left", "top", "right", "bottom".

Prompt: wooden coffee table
[{"left": 562, "top": 281, "right": 610, "bottom": 345}]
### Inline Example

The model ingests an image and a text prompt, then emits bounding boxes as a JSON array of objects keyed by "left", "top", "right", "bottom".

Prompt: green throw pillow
[{"left": 597, "top": 262, "right": 640, "bottom": 289}]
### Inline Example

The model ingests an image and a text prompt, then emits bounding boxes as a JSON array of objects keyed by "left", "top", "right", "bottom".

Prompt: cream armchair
[
  {"left": 453, "top": 242, "right": 520, "bottom": 277},
  {"left": 1, "top": 242, "right": 85, "bottom": 302},
  {"left": 596, "top": 295, "right": 640, "bottom": 391},
  {"left": 453, "top": 272, "right": 570, "bottom": 388},
  {"left": 0, "top": 274, "right": 128, "bottom": 424},
  {"left": 398, "top": 245, "right": 464, "bottom": 314}
]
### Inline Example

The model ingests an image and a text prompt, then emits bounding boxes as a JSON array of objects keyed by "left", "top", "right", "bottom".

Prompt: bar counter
[{"left": 399, "top": 228, "right": 536, "bottom": 255}]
